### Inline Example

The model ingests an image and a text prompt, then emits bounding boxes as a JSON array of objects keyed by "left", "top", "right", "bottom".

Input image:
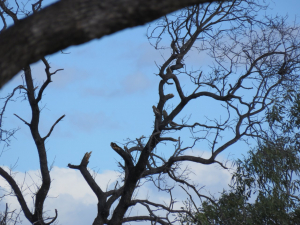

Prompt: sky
[{"left": 0, "top": 0, "right": 300, "bottom": 224}]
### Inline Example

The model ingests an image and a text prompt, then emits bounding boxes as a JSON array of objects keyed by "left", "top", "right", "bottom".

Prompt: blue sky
[
  {"left": 1, "top": 0, "right": 298, "bottom": 172},
  {"left": 0, "top": 0, "right": 300, "bottom": 224}
]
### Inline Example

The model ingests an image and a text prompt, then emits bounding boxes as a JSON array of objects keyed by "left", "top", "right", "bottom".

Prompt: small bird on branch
[
  {"left": 162, "top": 110, "right": 168, "bottom": 120},
  {"left": 124, "top": 146, "right": 129, "bottom": 153},
  {"left": 152, "top": 106, "right": 161, "bottom": 117},
  {"left": 166, "top": 67, "right": 173, "bottom": 75},
  {"left": 169, "top": 121, "right": 180, "bottom": 127}
]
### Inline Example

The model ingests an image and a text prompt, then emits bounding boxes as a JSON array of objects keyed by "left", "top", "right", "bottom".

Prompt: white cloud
[
  {"left": 181, "top": 150, "right": 232, "bottom": 194},
  {"left": 0, "top": 152, "right": 232, "bottom": 224},
  {"left": 0, "top": 166, "right": 120, "bottom": 225}
]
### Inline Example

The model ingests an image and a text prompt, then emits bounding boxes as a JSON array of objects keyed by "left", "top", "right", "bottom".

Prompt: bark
[{"left": 0, "top": 0, "right": 227, "bottom": 88}]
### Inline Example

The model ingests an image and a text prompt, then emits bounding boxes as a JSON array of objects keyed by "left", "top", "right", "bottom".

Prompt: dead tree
[
  {"left": 67, "top": 1, "right": 300, "bottom": 225},
  {"left": 0, "top": 1, "right": 63, "bottom": 224},
  {"left": 1, "top": 0, "right": 300, "bottom": 225}
]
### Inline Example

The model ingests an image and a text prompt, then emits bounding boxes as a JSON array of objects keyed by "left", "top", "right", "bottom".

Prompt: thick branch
[{"left": 0, "top": 0, "right": 228, "bottom": 88}]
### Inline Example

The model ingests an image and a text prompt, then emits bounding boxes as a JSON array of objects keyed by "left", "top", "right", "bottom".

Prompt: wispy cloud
[
  {"left": 121, "top": 72, "right": 155, "bottom": 94},
  {"left": 83, "top": 71, "right": 155, "bottom": 98},
  {"left": 68, "top": 111, "right": 121, "bottom": 132}
]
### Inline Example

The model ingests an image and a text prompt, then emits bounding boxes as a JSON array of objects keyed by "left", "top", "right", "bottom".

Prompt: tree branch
[
  {"left": 0, "top": 167, "right": 33, "bottom": 222},
  {"left": 0, "top": 0, "right": 229, "bottom": 88},
  {"left": 42, "top": 114, "right": 65, "bottom": 141},
  {"left": 13, "top": 113, "right": 30, "bottom": 126},
  {"left": 68, "top": 152, "right": 105, "bottom": 199}
]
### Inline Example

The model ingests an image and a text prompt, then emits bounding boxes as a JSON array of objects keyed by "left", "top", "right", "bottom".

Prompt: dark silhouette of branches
[
  {"left": 1, "top": 1, "right": 300, "bottom": 225},
  {"left": 0, "top": 203, "right": 22, "bottom": 225},
  {"left": 67, "top": 1, "right": 300, "bottom": 225},
  {"left": 0, "top": 1, "right": 63, "bottom": 224}
]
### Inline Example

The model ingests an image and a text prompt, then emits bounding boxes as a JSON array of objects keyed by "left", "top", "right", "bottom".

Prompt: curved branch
[
  {"left": 0, "top": 167, "right": 33, "bottom": 222},
  {"left": 45, "top": 209, "right": 58, "bottom": 225},
  {"left": 36, "top": 57, "right": 63, "bottom": 103},
  {"left": 43, "top": 115, "right": 65, "bottom": 140},
  {"left": 0, "top": 0, "right": 228, "bottom": 89},
  {"left": 0, "top": 1, "right": 18, "bottom": 23},
  {"left": 111, "top": 142, "right": 134, "bottom": 168}
]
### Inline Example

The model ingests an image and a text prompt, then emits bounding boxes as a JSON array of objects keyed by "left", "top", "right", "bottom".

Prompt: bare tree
[
  {"left": 1, "top": 0, "right": 300, "bottom": 225},
  {"left": 0, "top": 1, "right": 63, "bottom": 224},
  {"left": 66, "top": 1, "right": 300, "bottom": 225},
  {"left": 0, "top": 0, "right": 229, "bottom": 88}
]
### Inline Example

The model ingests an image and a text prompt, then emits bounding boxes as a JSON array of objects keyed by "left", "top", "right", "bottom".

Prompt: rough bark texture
[{"left": 0, "top": 0, "right": 227, "bottom": 88}]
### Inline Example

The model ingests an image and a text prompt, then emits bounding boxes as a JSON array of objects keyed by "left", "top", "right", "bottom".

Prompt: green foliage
[
  {"left": 181, "top": 92, "right": 300, "bottom": 225},
  {"left": 266, "top": 89, "right": 300, "bottom": 133},
  {"left": 183, "top": 138, "right": 300, "bottom": 225},
  {"left": 290, "top": 93, "right": 300, "bottom": 128}
]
